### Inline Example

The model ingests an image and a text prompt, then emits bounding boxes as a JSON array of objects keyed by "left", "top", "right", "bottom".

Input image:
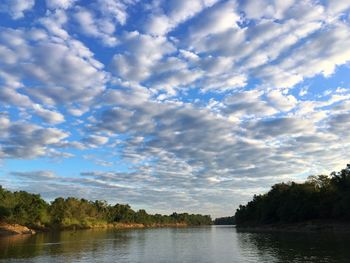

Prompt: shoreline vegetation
[
  {"left": 234, "top": 164, "right": 350, "bottom": 232},
  {"left": 0, "top": 186, "right": 211, "bottom": 237},
  {"left": 0, "top": 222, "right": 188, "bottom": 237},
  {"left": 213, "top": 216, "right": 235, "bottom": 225},
  {"left": 3, "top": 164, "right": 350, "bottom": 235}
]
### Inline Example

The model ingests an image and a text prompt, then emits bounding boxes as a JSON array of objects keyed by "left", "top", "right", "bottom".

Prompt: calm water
[{"left": 0, "top": 226, "right": 349, "bottom": 263}]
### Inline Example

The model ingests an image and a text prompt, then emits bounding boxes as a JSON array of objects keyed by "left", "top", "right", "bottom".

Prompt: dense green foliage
[
  {"left": 0, "top": 187, "right": 211, "bottom": 228},
  {"left": 213, "top": 216, "right": 235, "bottom": 225},
  {"left": 235, "top": 164, "right": 350, "bottom": 225}
]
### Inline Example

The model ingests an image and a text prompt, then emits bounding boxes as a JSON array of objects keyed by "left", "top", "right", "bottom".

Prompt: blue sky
[{"left": 0, "top": 0, "right": 350, "bottom": 217}]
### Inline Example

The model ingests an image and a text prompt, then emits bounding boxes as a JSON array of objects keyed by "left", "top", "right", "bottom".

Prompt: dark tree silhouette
[
  {"left": 214, "top": 216, "right": 235, "bottom": 225},
  {"left": 235, "top": 164, "right": 350, "bottom": 225}
]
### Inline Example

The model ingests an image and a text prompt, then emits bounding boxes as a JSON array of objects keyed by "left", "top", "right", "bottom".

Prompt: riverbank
[
  {"left": 236, "top": 220, "right": 350, "bottom": 233},
  {"left": 0, "top": 222, "right": 188, "bottom": 237},
  {"left": 49, "top": 222, "right": 188, "bottom": 231},
  {"left": 0, "top": 223, "right": 36, "bottom": 236}
]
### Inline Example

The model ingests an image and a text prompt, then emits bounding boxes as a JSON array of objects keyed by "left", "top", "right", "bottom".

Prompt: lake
[{"left": 0, "top": 226, "right": 349, "bottom": 262}]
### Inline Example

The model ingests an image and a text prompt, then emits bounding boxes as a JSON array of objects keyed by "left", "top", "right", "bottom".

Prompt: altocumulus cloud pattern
[{"left": 0, "top": 0, "right": 350, "bottom": 217}]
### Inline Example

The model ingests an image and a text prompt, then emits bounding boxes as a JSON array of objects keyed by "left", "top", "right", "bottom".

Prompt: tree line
[
  {"left": 235, "top": 164, "right": 350, "bottom": 226},
  {"left": 0, "top": 187, "right": 212, "bottom": 229},
  {"left": 213, "top": 216, "right": 235, "bottom": 225}
]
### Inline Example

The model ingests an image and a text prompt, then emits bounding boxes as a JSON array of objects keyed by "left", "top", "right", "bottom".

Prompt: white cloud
[
  {"left": 241, "top": 0, "right": 302, "bottom": 20},
  {"left": 265, "top": 90, "right": 297, "bottom": 112},
  {"left": 46, "top": 0, "right": 76, "bottom": 9},
  {"left": 32, "top": 104, "right": 65, "bottom": 124},
  {"left": 223, "top": 90, "right": 278, "bottom": 118},
  {"left": 74, "top": 7, "right": 118, "bottom": 46},
  {"left": 96, "top": 0, "right": 134, "bottom": 25},
  {"left": 201, "top": 73, "right": 247, "bottom": 93},
  {"left": 189, "top": 1, "right": 240, "bottom": 41},
  {"left": 326, "top": 1, "right": 350, "bottom": 16},
  {"left": 0, "top": 116, "right": 69, "bottom": 159},
  {"left": 0, "top": 0, "right": 35, "bottom": 19},
  {"left": 11, "top": 170, "right": 57, "bottom": 180},
  {"left": 144, "top": 0, "right": 219, "bottom": 36},
  {"left": 39, "top": 9, "right": 69, "bottom": 39},
  {"left": 0, "top": 87, "right": 32, "bottom": 108},
  {"left": 111, "top": 32, "right": 176, "bottom": 82},
  {"left": 246, "top": 117, "right": 316, "bottom": 138},
  {"left": 256, "top": 23, "right": 350, "bottom": 88},
  {"left": 0, "top": 27, "right": 107, "bottom": 109},
  {"left": 83, "top": 135, "right": 109, "bottom": 147}
]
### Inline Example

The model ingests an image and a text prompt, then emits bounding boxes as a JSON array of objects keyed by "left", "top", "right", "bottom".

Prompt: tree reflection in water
[
  {"left": 236, "top": 230, "right": 350, "bottom": 263},
  {"left": 0, "top": 229, "right": 133, "bottom": 261}
]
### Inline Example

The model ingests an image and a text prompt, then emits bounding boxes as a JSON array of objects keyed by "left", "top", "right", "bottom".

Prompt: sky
[{"left": 0, "top": 0, "right": 350, "bottom": 218}]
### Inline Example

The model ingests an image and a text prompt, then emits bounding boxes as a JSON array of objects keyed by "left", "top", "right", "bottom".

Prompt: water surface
[{"left": 0, "top": 226, "right": 349, "bottom": 262}]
